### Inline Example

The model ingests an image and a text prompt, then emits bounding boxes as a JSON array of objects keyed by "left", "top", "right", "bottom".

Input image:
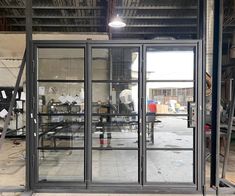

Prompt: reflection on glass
[
  {"left": 38, "top": 48, "right": 84, "bottom": 80},
  {"left": 145, "top": 116, "right": 193, "bottom": 148},
  {"left": 38, "top": 82, "right": 84, "bottom": 114},
  {"left": 92, "top": 48, "right": 139, "bottom": 80},
  {"left": 92, "top": 83, "right": 138, "bottom": 115},
  {"left": 92, "top": 150, "right": 138, "bottom": 182},
  {"left": 147, "top": 151, "right": 193, "bottom": 182},
  {"left": 92, "top": 116, "right": 138, "bottom": 148},
  {"left": 146, "top": 48, "right": 194, "bottom": 80},
  {"left": 146, "top": 82, "right": 194, "bottom": 114},
  {"left": 38, "top": 116, "right": 84, "bottom": 148},
  {"left": 39, "top": 150, "right": 84, "bottom": 181}
]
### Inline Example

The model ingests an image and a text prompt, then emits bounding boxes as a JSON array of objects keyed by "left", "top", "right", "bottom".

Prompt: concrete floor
[
  {"left": 223, "top": 142, "right": 235, "bottom": 184},
  {"left": 0, "top": 139, "right": 25, "bottom": 188},
  {"left": 32, "top": 194, "right": 204, "bottom": 196},
  {"left": 0, "top": 116, "right": 234, "bottom": 194},
  {"left": 0, "top": 193, "right": 206, "bottom": 196},
  {"left": 39, "top": 116, "right": 193, "bottom": 182},
  {"left": 1, "top": 193, "right": 234, "bottom": 196}
]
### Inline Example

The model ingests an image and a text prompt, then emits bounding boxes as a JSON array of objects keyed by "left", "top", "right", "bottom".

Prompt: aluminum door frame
[{"left": 27, "top": 40, "right": 204, "bottom": 193}]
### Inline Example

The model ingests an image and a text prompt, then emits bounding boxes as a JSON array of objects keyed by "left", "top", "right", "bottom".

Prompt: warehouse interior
[{"left": 0, "top": 0, "right": 235, "bottom": 195}]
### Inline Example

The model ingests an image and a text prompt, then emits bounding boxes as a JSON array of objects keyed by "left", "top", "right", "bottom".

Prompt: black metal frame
[
  {"left": 25, "top": 39, "right": 204, "bottom": 193},
  {"left": 210, "top": 0, "right": 223, "bottom": 190}
]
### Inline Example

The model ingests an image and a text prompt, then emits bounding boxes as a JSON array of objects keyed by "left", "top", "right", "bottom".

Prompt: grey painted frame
[{"left": 27, "top": 40, "right": 204, "bottom": 193}]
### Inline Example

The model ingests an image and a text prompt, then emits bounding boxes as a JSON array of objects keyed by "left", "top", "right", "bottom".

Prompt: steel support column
[
  {"left": 26, "top": 0, "right": 33, "bottom": 191},
  {"left": 210, "top": 0, "right": 223, "bottom": 188},
  {"left": 198, "top": 0, "right": 206, "bottom": 193}
]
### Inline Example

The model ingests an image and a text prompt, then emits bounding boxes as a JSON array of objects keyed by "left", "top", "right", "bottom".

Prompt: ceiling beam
[
  {"left": 0, "top": 15, "right": 105, "bottom": 19},
  {"left": 126, "top": 24, "right": 196, "bottom": 27},
  {"left": 224, "top": 24, "right": 235, "bottom": 27},
  {"left": 0, "top": 6, "right": 25, "bottom": 9},
  {"left": 0, "top": 15, "right": 197, "bottom": 20},
  {"left": 0, "top": 5, "right": 197, "bottom": 10},
  {"left": 10, "top": 24, "right": 103, "bottom": 27},
  {"left": 111, "top": 31, "right": 197, "bottom": 35},
  {"left": 0, "top": 6, "right": 104, "bottom": 10},
  {"left": 123, "top": 16, "right": 197, "bottom": 19},
  {"left": 116, "top": 6, "right": 197, "bottom": 10},
  {"left": 8, "top": 23, "right": 197, "bottom": 28}
]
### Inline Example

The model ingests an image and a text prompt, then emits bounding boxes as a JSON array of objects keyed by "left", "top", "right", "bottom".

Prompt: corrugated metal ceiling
[{"left": 0, "top": 0, "right": 234, "bottom": 40}]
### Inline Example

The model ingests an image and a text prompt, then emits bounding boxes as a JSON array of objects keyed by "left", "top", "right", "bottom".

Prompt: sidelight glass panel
[
  {"left": 146, "top": 47, "right": 194, "bottom": 81},
  {"left": 147, "top": 151, "right": 193, "bottom": 183},
  {"left": 39, "top": 150, "right": 84, "bottom": 181},
  {"left": 92, "top": 48, "right": 139, "bottom": 81},
  {"left": 38, "top": 48, "right": 84, "bottom": 80},
  {"left": 92, "top": 150, "right": 138, "bottom": 182}
]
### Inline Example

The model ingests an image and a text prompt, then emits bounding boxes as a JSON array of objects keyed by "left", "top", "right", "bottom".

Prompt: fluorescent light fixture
[{"left": 108, "top": 14, "right": 126, "bottom": 28}]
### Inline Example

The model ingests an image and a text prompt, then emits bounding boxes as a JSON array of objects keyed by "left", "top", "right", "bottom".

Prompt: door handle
[{"left": 187, "top": 101, "right": 196, "bottom": 128}]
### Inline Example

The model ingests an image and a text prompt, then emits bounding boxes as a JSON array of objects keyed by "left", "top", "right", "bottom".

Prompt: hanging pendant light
[{"left": 108, "top": 14, "right": 126, "bottom": 28}]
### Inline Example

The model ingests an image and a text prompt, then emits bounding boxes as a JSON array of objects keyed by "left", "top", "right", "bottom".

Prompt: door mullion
[
  {"left": 142, "top": 45, "right": 147, "bottom": 185},
  {"left": 85, "top": 44, "right": 92, "bottom": 187},
  {"left": 138, "top": 45, "right": 143, "bottom": 185}
]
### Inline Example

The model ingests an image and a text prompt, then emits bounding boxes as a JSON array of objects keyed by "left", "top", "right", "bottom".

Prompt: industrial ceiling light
[{"left": 108, "top": 14, "right": 126, "bottom": 28}]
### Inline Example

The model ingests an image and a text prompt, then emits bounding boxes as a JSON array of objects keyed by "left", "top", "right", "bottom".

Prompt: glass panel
[
  {"left": 146, "top": 116, "right": 193, "bottom": 149},
  {"left": 38, "top": 116, "right": 84, "bottom": 148},
  {"left": 92, "top": 150, "right": 138, "bottom": 182},
  {"left": 38, "top": 82, "right": 84, "bottom": 114},
  {"left": 146, "top": 82, "right": 194, "bottom": 114},
  {"left": 146, "top": 47, "right": 194, "bottom": 80},
  {"left": 37, "top": 48, "right": 85, "bottom": 183},
  {"left": 38, "top": 48, "right": 84, "bottom": 80},
  {"left": 147, "top": 151, "right": 193, "bottom": 182},
  {"left": 39, "top": 150, "right": 84, "bottom": 181},
  {"left": 92, "top": 48, "right": 139, "bottom": 80},
  {"left": 92, "top": 82, "right": 138, "bottom": 115},
  {"left": 92, "top": 115, "right": 138, "bottom": 148}
]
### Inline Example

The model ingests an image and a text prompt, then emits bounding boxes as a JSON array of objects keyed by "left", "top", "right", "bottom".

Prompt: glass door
[
  {"left": 31, "top": 41, "right": 203, "bottom": 190},
  {"left": 144, "top": 45, "right": 199, "bottom": 185},
  {"left": 91, "top": 46, "right": 141, "bottom": 183},
  {"left": 36, "top": 47, "right": 85, "bottom": 182}
]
